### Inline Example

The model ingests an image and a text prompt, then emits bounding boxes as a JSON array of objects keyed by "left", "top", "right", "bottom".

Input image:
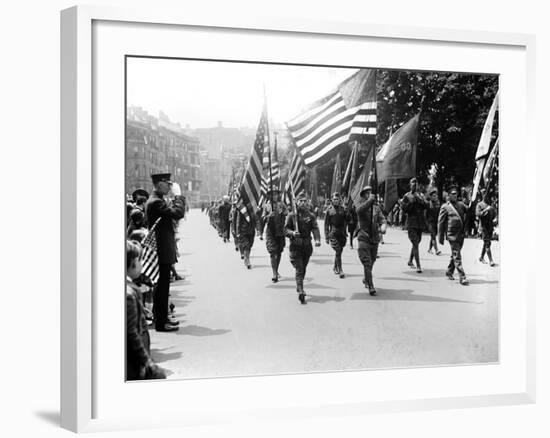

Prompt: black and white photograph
[{"left": 124, "top": 57, "right": 500, "bottom": 381}]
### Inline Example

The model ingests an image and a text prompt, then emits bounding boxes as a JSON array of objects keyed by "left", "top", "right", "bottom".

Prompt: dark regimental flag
[
  {"left": 283, "top": 151, "right": 306, "bottom": 205},
  {"left": 140, "top": 218, "right": 161, "bottom": 284},
  {"left": 237, "top": 104, "right": 268, "bottom": 222},
  {"left": 286, "top": 69, "right": 376, "bottom": 167},
  {"left": 376, "top": 113, "right": 420, "bottom": 182}
]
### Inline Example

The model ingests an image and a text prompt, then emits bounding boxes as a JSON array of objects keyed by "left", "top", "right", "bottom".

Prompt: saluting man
[
  {"left": 438, "top": 186, "right": 469, "bottom": 285},
  {"left": 284, "top": 193, "right": 321, "bottom": 304},
  {"left": 145, "top": 173, "right": 186, "bottom": 332},
  {"left": 324, "top": 192, "right": 348, "bottom": 278}
]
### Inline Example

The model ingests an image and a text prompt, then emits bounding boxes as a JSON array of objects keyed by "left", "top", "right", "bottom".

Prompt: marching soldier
[
  {"left": 218, "top": 195, "right": 232, "bottom": 243},
  {"left": 262, "top": 189, "right": 288, "bottom": 282},
  {"left": 284, "top": 193, "right": 321, "bottom": 304},
  {"left": 476, "top": 192, "right": 498, "bottom": 266},
  {"left": 438, "top": 186, "right": 469, "bottom": 285},
  {"left": 236, "top": 208, "right": 260, "bottom": 269},
  {"left": 426, "top": 188, "right": 442, "bottom": 255},
  {"left": 355, "top": 186, "right": 386, "bottom": 296},
  {"left": 230, "top": 201, "right": 240, "bottom": 253},
  {"left": 324, "top": 192, "right": 348, "bottom": 278},
  {"left": 401, "top": 177, "right": 428, "bottom": 273}
]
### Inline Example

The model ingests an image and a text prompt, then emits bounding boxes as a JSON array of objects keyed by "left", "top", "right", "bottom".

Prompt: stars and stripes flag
[
  {"left": 258, "top": 133, "right": 281, "bottom": 208},
  {"left": 283, "top": 150, "right": 306, "bottom": 205},
  {"left": 286, "top": 69, "right": 377, "bottom": 167},
  {"left": 237, "top": 103, "right": 269, "bottom": 222},
  {"left": 140, "top": 218, "right": 161, "bottom": 285}
]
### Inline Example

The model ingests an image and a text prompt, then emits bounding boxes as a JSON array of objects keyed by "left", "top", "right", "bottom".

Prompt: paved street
[{"left": 151, "top": 209, "right": 499, "bottom": 380}]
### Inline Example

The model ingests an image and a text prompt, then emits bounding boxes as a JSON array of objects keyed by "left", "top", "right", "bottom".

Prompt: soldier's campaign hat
[
  {"left": 331, "top": 192, "right": 341, "bottom": 198},
  {"left": 131, "top": 188, "right": 149, "bottom": 201},
  {"left": 447, "top": 185, "right": 459, "bottom": 194},
  {"left": 151, "top": 173, "right": 173, "bottom": 184},
  {"left": 359, "top": 185, "right": 372, "bottom": 197}
]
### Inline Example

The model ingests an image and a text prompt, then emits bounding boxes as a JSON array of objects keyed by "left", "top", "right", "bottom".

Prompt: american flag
[
  {"left": 140, "top": 218, "right": 161, "bottom": 284},
  {"left": 286, "top": 69, "right": 377, "bottom": 167},
  {"left": 258, "top": 133, "right": 280, "bottom": 207},
  {"left": 237, "top": 104, "right": 268, "bottom": 222},
  {"left": 283, "top": 151, "right": 306, "bottom": 205}
]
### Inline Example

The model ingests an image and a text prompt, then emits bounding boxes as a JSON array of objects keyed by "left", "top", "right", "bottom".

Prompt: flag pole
[
  {"left": 263, "top": 85, "right": 274, "bottom": 211},
  {"left": 289, "top": 165, "right": 299, "bottom": 233}
]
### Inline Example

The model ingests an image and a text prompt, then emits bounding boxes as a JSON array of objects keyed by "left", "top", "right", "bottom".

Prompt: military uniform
[
  {"left": 236, "top": 209, "right": 259, "bottom": 268},
  {"left": 217, "top": 200, "right": 231, "bottom": 242},
  {"left": 401, "top": 190, "right": 428, "bottom": 270},
  {"left": 263, "top": 202, "right": 288, "bottom": 281},
  {"left": 426, "top": 198, "right": 441, "bottom": 254},
  {"left": 284, "top": 209, "right": 321, "bottom": 302},
  {"left": 356, "top": 197, "right": 386, "bottom": 294},
  {"left": 324, "top": 204, "right": 348, "bottom": 276},
  {"left": 346, "top": 203, "right": 358, "bottom": 248},
  {"left": 475, "top": 200, "right": 497, "bottom": 265},
  {"left": 438, "top": 199, "right": 469, "bottom": 283}
]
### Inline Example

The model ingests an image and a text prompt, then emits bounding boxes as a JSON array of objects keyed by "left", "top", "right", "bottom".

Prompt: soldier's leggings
[
  {"left": 289, "top": 242, "right": 313, "bottom": 292},
  {"left": 407, "top": 227, "right": 423, "bottom": 267},
  {"left": 329, "top": 232, "right": 346, "bottom": 271},
  {"left": 447, "top": 239, "right": 466, "bottom": 279},
  {"left": 358, "top": 241, "right": 379, "bottom": 288}
]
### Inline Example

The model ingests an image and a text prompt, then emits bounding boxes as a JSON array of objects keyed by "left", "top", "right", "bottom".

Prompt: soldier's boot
[
  {"left": 297, "top": 280, "right": 306, "bottom": 304},
  {"left": 270, "top": 255, "right": 279, "bottom": 282},
  {"left": 333, "top": 258, "right": 339, "bottom": 275},
  {"left": 479, "top": 247, "right": 486, "bottom": 263},
  {"left": 338, "top": 256, "right": 345, "bottom": 278},
  {"left": 365, "top": 271, "right": 376, "bottom": 296},
  {"left": 487, "top": 248, "right": 495, "bottom": 266},
  {"left": 244, "top": 249, "right": 251, "bottom": 269},
  {"left": 407, "top": 249, "right": 415, "bottom": 268}
]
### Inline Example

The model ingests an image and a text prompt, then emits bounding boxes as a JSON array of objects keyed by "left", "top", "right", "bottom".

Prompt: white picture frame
[{"left": 60, "top": 5, "right": 536, "bottom": 433}]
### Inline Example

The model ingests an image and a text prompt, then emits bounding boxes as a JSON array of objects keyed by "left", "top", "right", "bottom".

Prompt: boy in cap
[
  {"left": 145, "top": 173, "right": 186, "bottom": 332},
  {"left": 400, "top": 177, "right": 428, "bottom": 273},
  {"left": 324, "top": 192, "right": 348, "bottom": 278},
  {"left": 284, "top": 193, "right": 321, "bottom": 304}
]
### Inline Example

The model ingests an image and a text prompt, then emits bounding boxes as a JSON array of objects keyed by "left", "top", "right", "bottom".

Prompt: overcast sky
[{"left": 127, "top": 57, "right": 358, "bottom": 129}]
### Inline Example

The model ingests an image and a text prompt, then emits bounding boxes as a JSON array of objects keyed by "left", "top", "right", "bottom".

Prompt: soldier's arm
[
  {"left": 311, "top": 215, "right": 321, "bottom": 243},
  {"left": 356, "top": 198, "right": 374, "bottom": 216},
  {"left": 284, "top": 214, "right": 296, "bottom": 238},
  {"left": 437, "top": 205, "right": 448, "bottom": 244},
  {"left": 324, "top": 210, "right": 331, "bottom": 241}
]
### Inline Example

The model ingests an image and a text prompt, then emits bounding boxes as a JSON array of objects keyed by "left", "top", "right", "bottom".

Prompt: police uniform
[
  {"left": 324, "top": 202, "right": 348, "bottom": 277},
  {"left": 144, "top": 173, "right": 186, "bottom": 331},
  {"left": 284, "top": 205, "right": 321, "bottom": 304},
  {"left": 355, "top": 190, "right": 386, "bottom": 295}
]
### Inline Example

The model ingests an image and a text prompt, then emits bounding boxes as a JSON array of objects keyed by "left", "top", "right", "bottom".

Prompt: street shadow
[
  {"left": 306, "top": 294, "right": 346, "bottom": 304},
  {"left": 250, "top": 264, "right": 271, "bottom": 269},
  {"left": 379, "top": 276, "right": 426, "bottom": 283},
  {"left": 34, "top": 411, "right": 59, "bottom": 426},
  {"left": 151, "top": 347, "right": 184, "bottom": 363},
  {"left": 266, "top": 282, "right": 337, "bottom": 290},
  {"left": 179, "top": 252, "right": 194, "bottom": 256},
  {"left": 250, "top": 254, "right": 269, "bottom": 259},
  {"left": 467, "top": 278, "right": 499, "bottom": 285},
  {"left": 176, "top": 325, "right": 231, "bottom": 336},
  {"left": 350, "top": 288, "right": 479, "bottom": 304},
  {"left": 309, "top": 258, "right": 336, "bottom": 265},
  {"left": 402, "top": 268, "right": 443, "bottom": 277}
]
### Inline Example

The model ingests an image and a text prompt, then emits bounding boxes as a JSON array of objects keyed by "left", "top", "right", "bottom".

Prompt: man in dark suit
[{"left": 145, "top": 173, "right": 186, "bottom": 332}]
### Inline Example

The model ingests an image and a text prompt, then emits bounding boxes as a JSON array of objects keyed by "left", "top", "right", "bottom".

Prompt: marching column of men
[{"left": 205, "top": 178, "right": 498, "bottom": 304}]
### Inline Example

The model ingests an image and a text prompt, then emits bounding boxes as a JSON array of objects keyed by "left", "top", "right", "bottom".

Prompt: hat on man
[
  {"left": 151, "top": 173, "right": 173, "bottom": 185},
  {"left": 359, "top": 185, "right": 372, "bottom": 197},
  {"left": 131, "top": 188, "right": 149, "bottom": 201},
  {"left": 331, "top": 192, "right": 341, "bottom": 199},
  {"left": 296, "top": 192, "right": 307, "bottom": 201}
]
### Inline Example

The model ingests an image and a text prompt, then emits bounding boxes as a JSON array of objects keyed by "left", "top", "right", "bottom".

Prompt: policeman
[
  {"left": 144, "top": 173, "right": 186, "bottom": 332},
  {"left": 324, "top": 192, "right": 348, "bottom": 278},
  {"left": 284, "top": 193, "right": 321, "bottom": 304},
  {"left": 262, "top": 189, "right": 288, "bottom": 282},
  {"left": 356, "top": 186, "right": 386, "bottom": 296}
]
